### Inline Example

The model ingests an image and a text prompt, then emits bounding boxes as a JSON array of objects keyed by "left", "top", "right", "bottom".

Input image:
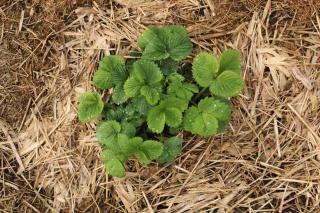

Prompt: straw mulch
[{"left": 1, "top": 0, "right": 320, "bottom": 212}]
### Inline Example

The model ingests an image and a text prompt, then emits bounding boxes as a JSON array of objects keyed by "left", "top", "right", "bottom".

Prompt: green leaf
[
  {"left": 120, "top": 122, "right": 136, "bottom": 137},
  {"left": 140, "top": 86, "right": 160, "bottom": 105},
  {"left": 93, "top": 55, "right": 127, "bottom": 89},
  {"left": 183, "top": 106, "right": 200, "bottom": 132},
  {"left": 78, "top": 92, "right": 104, "bottom": 122},
  {"left": 135, "top": 150, "right": 150, "bottom": 165},
  {"left": 96, "top": 120, "right": 121, "bottom": 150},
  {"left": 219, "top": 49, "right": 241, "bottom": 73},
  {"left": 124, "top": 60, "right": 163, "bottom": 104},
  {"left": 147, "top": 96, "right": 186, "bottom": 133},
  {"left": 138, "top": 26, "right": 164, "bottom": 50},
  {"left": 198, "top": 98, "right": 231, "bottom": 121},
  {"left": 118, "top": 134, "right": 142, "bottom": 155},
  {"left": 163, "top": 25, "right": 192, "bottom": 61},
  {"left": 134, "top": 60, "right": 163, "bottom": 85},
  {"left": 99, "top": 55, "right": 126, "bottom": 73},
  {"left": 160, "top": 96, "right": 188, "bottom": 112},
  {"left": 192, "top": 113, "right": 218, "bottom": 137},
  {"left": 167, "top": 81, "right": 198, "bottom": 101},
  {"left": 141, "top": 140, "right": 163, "bottom": 160},
  {"left": 209, "top": 71, "right": 244, "bottom": 97},
  {"left": 112, "top": 85, "right": 128, "bottom": 104},
  {"left": 140, "top": 25, "right": 192, "bottom": 61},
  {"left": 164, "top": 108, "right": 182, "bottom": 128},
  {"left": 147, "top": 106, "right": 165, "bottom": 133},
  {"left": 157, "top": 137, "right": 183, "bottom": 164},
  {"left": 124, "top": 76, "right": 143, "bottom": 97},
  {"left": 92, "top": 69, "right": 113, "bottom": 89},
  {"left": 192, "top": 52, "right": 219, "bottom": 87},
  {"left": 184, "top": 97, "right": 230, "bottom": 137},
  {"left": 102, "top": 150, "right": 125, "bottom": 177}
]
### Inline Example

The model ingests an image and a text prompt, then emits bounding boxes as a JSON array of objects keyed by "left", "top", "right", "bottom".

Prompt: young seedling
[{"left": 78, "top": 25, "right": 244, "bottom": 177}]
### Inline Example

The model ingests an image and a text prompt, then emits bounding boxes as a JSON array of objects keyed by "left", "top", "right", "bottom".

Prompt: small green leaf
[
  {"left": 141, "top": 140, "right": 164, "bottom": 160},
  {"left": 112, "top": 85, "right": 128, "bottom": 104},
  {"left": 163, "top": 25, "right": 192, "bottom": 61},
  {"left": 147, "top": 106, "right": 165, "bottom": 133},
  {"left": 198, "top": 98, "right": 231, "bottom": 121},
  {"left": 120, "top": 122, "right": 136, "bottom": 137},
  {"left": 157, "top": 137, "right": 183, "bottom": 164},
  {"left": 192, "top": 52, "right": 219, "bottom": 87},
  {"left": 78, "top": 92, "right": 104, "bottom": 122},
  {"left": 160, "top": 96, "right": 188, "bottom": 112},
  {"left": 134, "top": 60, "right": 163, "bottom": 85},
  {"left": 102, "top": 150, "right": 126, "bottom": 177},
  {"left": 140, "top": 86, "right": 160, "bottom": 105},
  {"left": 92, "top": 69, "right": 113, "bottom": 89},
  {"left": 135, "top": 150, "right": 150, "bottom": 165},
  {"left": 164, "top": 108, "right": 182, "bottom": 128},
  {"left": 93, "top": 55, "right": 127, "bottom": 89},
  {"left": 192, "top": 113, "right": 218, "bottom": 137},
  {"left": 96, "top": 120, "right": 121, "bottom": 150},
  {"left": 140, "top": 25, "right": 192, "bottom": 61},
  {"left": 209, "top": 71, "right": 244, "bottom": 97},
  {"left": 219, "top": 49, "right": 241, "bottom": 73},
  {"left": 183, "top": 106, "right": 200, "bottom": 132},
  {"left": 118, "top": 134, "right": 143, "bottom": 155},
  {"left": 124, "top": 76, "right": 143, "bottom": 97},
  {"left": 138, "top": 26, "right": 164, "bottom": 50},
  {"left": 167, "top": 81, "right": 198, "bottom": 101}
]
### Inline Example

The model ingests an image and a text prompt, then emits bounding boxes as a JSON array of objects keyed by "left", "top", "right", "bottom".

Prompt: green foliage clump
[{"left": 78, "top": 25, "right": 244, "bottom": 177}]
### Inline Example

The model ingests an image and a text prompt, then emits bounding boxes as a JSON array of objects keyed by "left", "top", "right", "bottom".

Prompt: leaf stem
[{"left": 193, "top": 87, "right": 208, "bottom": 102}]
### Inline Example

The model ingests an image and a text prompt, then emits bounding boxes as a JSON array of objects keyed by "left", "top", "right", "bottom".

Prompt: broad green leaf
[
  {"left": 96, "top": 120, "right": 121, "bottom": 150},
  {"left": 167, "top": 81, "right": 198, "bottom": 101},
  {"left": 168, "top": 73, "right": 185, "bottom": 82},
  {"left": 125, "top": 60, "right": 163, "bottom": 104},
  {"left": 143, "top": 43, "right": 170, "bottom": 61},
  {"left": 163, "top": 25, "right": 192, "bottom": 61},
  {"left": 102, "top": 150, "right": 125, "bottom": 177},
  {"left": 135, "top": 150, "right": 150, "bottom": 165},
  {"left": 120, "top": 122, "right": 136, "bottom": 137},
  {"left": 141, "top": 140, "right": 164, "bottom": 160},
  {"left": 160, "top": 96, "right": 188, "bottom": 112},
  {"left": 112, "top": 85, "right": 128, "bottom": 104},
  {"left": 183, "top": 106, "right": 200, "bottom": 132},
  {"left": 219, "top": 49, "right": 241, "bottom": 73},
  {"left": 98, "top": 55, "right": 125, "bottom": 73},
  {"left": 93, "top": 55, "right": 127, "bottom": 89},
  {"left": 147, "top": 106, "right": 165, "bottom": 133},
  {"left": 78, "top": 92, "right": 104, "bottom": 122},
  {"left": 192, "top": 113, "right": 218, "bottom": 137},
  {"left": 130, "top": 96, "right": 151, "bottom": 116},
  {"left": 157, "top": 137, "right": 183, "bottom": 164},
  {"left": 138, "top": 26, "right": 164, "bottom": 50},
  {"left": 140, "top": 26, "right": 192, "bottom": 61},
  {"left": 209, "top": 71, "right": 244, "bottom": 97},
  {"left": 140, "top": 86, "right": 160, "bottom": 105},
  {"left": 118, "top": 134, "right": 142, "bottom": 155},
  {"left": 164, "top": 108, "right": 182, "bottom": 128},
  {"left": 192, "top": 52, "right": 219, "bottom": 87},
  {"left": 92, "top": 69, "right": 113, "bottom": 89},
  {"left": 124, "top": 76, "right": 143, "bottom": 97},
  {"left": 133, "top": 60, "right": 163, "bottom": 85}
]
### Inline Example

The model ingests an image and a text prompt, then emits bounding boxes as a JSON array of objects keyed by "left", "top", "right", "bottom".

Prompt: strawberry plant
[{"left": 78, "top": 25, "right": 244, "bottom": 177}]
